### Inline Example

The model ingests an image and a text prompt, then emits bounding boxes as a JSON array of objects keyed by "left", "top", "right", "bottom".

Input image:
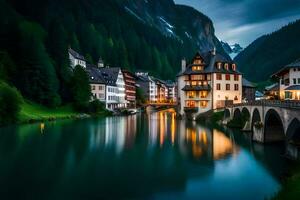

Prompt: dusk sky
[{"left": 174, "top": 0, "right": 300, "bottom": 47}]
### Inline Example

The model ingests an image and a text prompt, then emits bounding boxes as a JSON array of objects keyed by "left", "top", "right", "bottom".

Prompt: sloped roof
[
  {"left": 178, "top": 51, "right": 241, "bottom": 76},
  {"left": 272, "top": 58, "right": 300, "bottom": 77},
  {"left": 242, "top": 78, "right": 256, "bottom": 88},
  {"left": 285, "top": 85, "right": 300, "bottom": 91},
  {"left": 86, "top": 64, "right": 106, "bottom": 84},
  {"left": 265, "top": 83, "right": 279, "bottom": 91},
  {"left": 99, "top": 67, "right": 120, "bottom": 86},
  {"left": 68, "top": 48, "right": 85, "bottom": 61}
]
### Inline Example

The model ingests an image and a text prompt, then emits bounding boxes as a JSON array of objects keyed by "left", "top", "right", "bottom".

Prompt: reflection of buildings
[
  {"left": 147, "top": 110, "right": 239, "bottom": 161},
  {"left": 89, "top": 115, "right": 137, "bottom": 153}
]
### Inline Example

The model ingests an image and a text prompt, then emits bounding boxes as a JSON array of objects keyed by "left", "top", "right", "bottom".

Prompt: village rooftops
[
  {"left": 242, "top": 78, "right": 256, "bottom": 88},
  {"left": 272, "top": 58, "right": 300, "bottom": 77},
  {"left": 178, "top": 51, "right": 241, "bottom": 76},
  {"left": 68, "top": 48, "right": 85, "bottom": 61},
  {"left": 86, "top": 64, "right": 106, "bottom": 84},
  {"left": 86, "top": 64, "right": 120, "bottom": 86}
]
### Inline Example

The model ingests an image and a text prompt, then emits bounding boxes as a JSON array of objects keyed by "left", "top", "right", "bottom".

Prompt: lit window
[
  {"left": 200, "top": 101, "right": 208, "bottom": 108},
  {"left": 217, "top": 63, "right": 222, "bottom": 70}
]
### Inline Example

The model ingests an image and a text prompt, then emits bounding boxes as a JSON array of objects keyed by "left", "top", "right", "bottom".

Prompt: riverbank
[{"left": 18, "top": 101, "right": 109, "bottom": 124}]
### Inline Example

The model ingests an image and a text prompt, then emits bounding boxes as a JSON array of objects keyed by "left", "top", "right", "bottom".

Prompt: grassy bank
[{"left": 18, "top": 101, "right": 80, "bottom": 123}]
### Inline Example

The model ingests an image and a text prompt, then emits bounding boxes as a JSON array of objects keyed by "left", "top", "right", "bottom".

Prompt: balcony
[
  {"left": 184, "top": 107, "right": 199, "bottom": 113},
  {"left": 182, "top": 85, "right": 211, "bottom": 91}
]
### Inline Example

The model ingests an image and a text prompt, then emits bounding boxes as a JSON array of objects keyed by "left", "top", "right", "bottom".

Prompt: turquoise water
[{"left": 0, "top": 109, "right": 288, "bottom": 200}]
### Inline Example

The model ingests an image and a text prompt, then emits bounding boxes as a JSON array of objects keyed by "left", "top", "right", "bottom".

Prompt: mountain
[
  {"left": 235, "top": 20, "right": 300, "bottom": 82},
  {"left": 0, "top": 0, "right": 227, "bottom": 105},
  {"left": 221, "top": 41, "right": 243, "bottom": 59}
]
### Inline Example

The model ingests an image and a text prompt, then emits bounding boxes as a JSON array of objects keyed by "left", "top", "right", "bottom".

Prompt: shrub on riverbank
[{"left": 0, "top": 82, "right": 23, "bottom": 125}]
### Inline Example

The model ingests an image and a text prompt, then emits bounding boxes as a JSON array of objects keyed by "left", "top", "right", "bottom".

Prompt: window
[
  {"left": 234, "top": 75, "right": 239, "bottom": 81},
  {"left": 216, "top": 73, "right": 222, "bottom": 80},
  {"left": 226, "top": 74, "right": 231, "bottom": 81},
  {"left": 99, "top": 85, "right": 104, "bottom": 90},
  {"left": 234, "top": 84, "right": 239, "bottom": 91},
  {"left": 217, "top": 63, "right": 222, "bottom": 70},
  {"left": 92, "top": 85, "right": 95, "bottom": 90},
  {"left": 281, "top": 79, "right": 284, "bottom": 85},
  {"left": 232, "top": 64, "right": 236, "bottom": 71},
  {"left": 294, "top": 68, "right": 297, "bottom": 72},
  {"left": 187, "top": 91, "right": 196, "bottom": 98},
  {"left": 200, "top": 101, "right": 208, "bottom": 108},
  {"left": 186, "top": 101, "right": 196, "bottom": 107},
  {"left": 224, "top": 63, "right": 229, "bottom": 70},
  {"left": 293, "top": 79, "right": 297, "bottom": 84},
  {"left": 193, "top": 58, "right": 202, "bottom": 65},
  {"left": 192, "top": 66, "right": 203, "bottom": 71},
  {"left": 191, "top": 75, "right": 205, "bottom": 80},
  {"left": 200, "top": 91, "right": 208, "bottom": 98},
  {"left": 207, "top": 74, "right": 211, "bottom": 81},
  {"left": 226, "top": 84, "right": 230, "bottom": 90},
  {"left": 216, "top": 84, "right": 221, "bottom": 90},
  {"left": 284, "top": 79, "right": 290, "bottom": 86},
  {"left": 298, "top": 78, "right": 300, "bottom": 84}
]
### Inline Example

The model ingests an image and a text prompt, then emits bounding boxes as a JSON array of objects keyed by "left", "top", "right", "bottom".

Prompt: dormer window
[
  {"left": 193, "top": 59, "right": 202, "bottom": 65},
  {"left": 232, "top": 64, "right": 236, "bottom": 71},
  {"left": 217, "top": 63, "right": 222, "bottom": 70},
  {"left": 192, "top": 66, "right": 203, "bottom": 71},
  {"left": 224, "top": 63, "right": 229, "bottom": 70}
]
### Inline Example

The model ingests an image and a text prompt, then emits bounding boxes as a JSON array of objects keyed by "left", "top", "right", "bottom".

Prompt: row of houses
[{"left": 69, "top": 48, "right": 177, "bottom": 110}]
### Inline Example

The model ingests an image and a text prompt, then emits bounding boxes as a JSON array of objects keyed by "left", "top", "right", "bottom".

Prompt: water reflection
[{"left": 0, "top": 110, "right": 287, "bottom": 200}]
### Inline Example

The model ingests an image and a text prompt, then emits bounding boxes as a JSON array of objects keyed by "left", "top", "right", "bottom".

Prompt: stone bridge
[{"left": 224, "top": 101, "right": 300, "bottom": 144}]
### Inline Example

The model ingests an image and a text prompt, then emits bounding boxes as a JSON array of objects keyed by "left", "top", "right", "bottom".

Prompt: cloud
[{"left": 174, "top": 0, "right": 300, "bottom": 46}]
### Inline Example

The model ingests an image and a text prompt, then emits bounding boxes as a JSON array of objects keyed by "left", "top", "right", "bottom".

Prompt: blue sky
[{"left": 174, "top": 0, "right": 300, "bottom": 47}]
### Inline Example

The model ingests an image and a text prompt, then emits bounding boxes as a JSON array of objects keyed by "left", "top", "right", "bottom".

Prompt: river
[{"left": 0, "top": 109, "right": 292, "bottom": 200}]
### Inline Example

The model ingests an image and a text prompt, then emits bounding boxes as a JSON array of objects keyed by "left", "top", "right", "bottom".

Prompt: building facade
[
  {"left": 242, "top": 78, "right": 256, "bottom": 102},
  {"left": 86, "top": 64, "right": 106, "bottom": 103},
  {"left": 272, "top": 59, "right": 300, "bottom": 100},
  {"left": 177, "top": 51, "right": 242, "bottom": 118},
  {"left": 122, "top": 70, "right": 136, "bottom": 108},
  {"left": 136, "top": 72, "right": 158, "bottom": 103},
  {"left": 68, "top": 48, "right": 86, "bottom": 69}
]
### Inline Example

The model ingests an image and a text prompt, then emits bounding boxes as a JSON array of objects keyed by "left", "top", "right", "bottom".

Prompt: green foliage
[
  {"left": 87, "top": 99, "right": 106, "bottom": 114},
  {"left": 0, "top": 51, "right": 16, "bottom": 83},
  {"left": 210, "top": 111, "right": 224, "bottom": 123},
  {"left": 0, "top": 82, "right": 23, "bottom": 125},
  {"left": 70, "top": 65, "right": 91, "bottom": 111},
  {"left": 235, "top": 20, "right": 300, "bottom": 82}
]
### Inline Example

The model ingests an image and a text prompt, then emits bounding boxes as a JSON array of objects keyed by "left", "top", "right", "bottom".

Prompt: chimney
[
  {"left": 212, "top": 47, "right": 216, "bottom": 56},
  {"left": 181, "top": 58, "right": 186, "bottom": 72},
  {"left": 98, "top": 57, "right": 104, "bottom": 68}
]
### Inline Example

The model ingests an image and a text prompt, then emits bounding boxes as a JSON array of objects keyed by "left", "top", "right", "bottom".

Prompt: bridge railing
[{"left": 227, "top": 100, "right": 300, "bottom": 109}]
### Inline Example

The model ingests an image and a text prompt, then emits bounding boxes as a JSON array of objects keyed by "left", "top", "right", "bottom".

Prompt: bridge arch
[
  {"left": 286, "top": 118, "right": 300, "bottom": 143},
  {"left": 242, "top": 107, "right": 251, "bottom": 121},
  {"left": 224, "top": 109, "right": 231, "bottom": 119},
  {"left": 264, "top": 109, "right": 285, "bottom": 143},
  {"left": 233, "top": 108, "right": 241, "bottom": 121},
  {"left": 251, "top": 108, "right": 261, "bottom": 130}
]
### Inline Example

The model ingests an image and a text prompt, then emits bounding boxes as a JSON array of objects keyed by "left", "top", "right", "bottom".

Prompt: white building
[
  {"left": 68, "top": 48, "right": 86, "bottom": 69},
  {"left": 136, "top": 72, "right": 158, "bottom": 103},
  {"left": 272, "top": 59, "right": 300, "bottom": 100},
  {"left": 177, "top": 51, "right": 242, "bottom": 119}
]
